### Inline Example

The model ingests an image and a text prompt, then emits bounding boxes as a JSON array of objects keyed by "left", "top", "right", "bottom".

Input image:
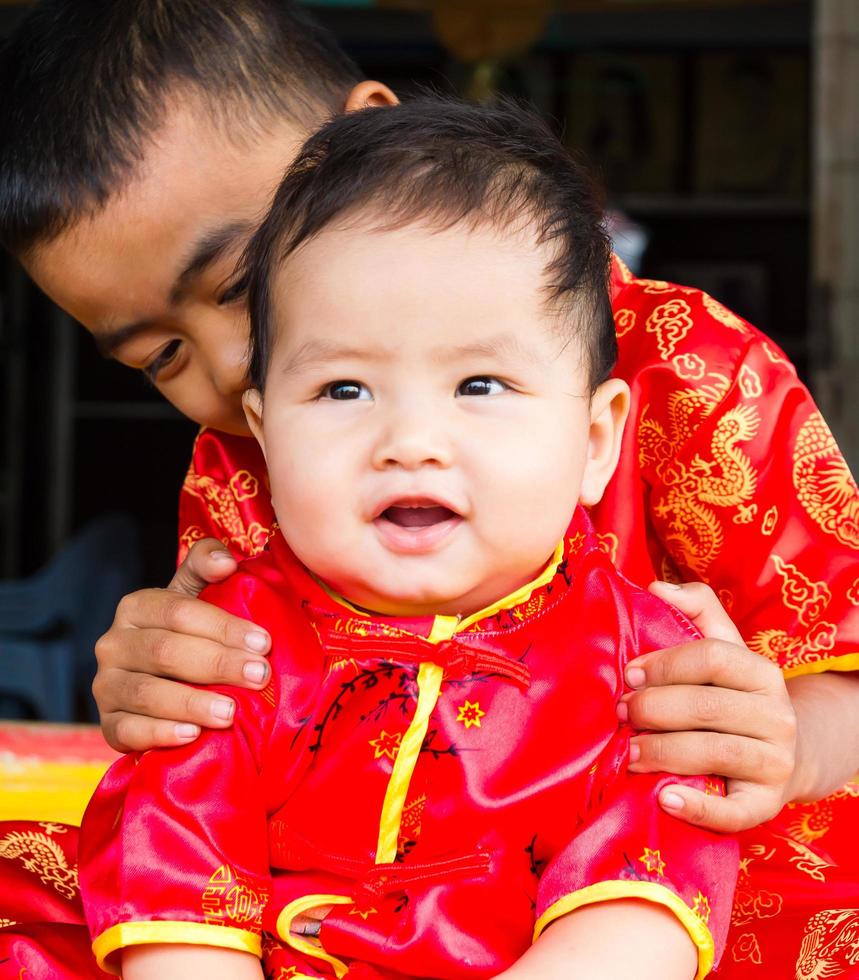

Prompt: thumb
[
  {"left": 648, "top": 580, "right": 745, "bottom": 646},
  {"left": 168, "top": 538, "right": 238, "bottom": 596}
]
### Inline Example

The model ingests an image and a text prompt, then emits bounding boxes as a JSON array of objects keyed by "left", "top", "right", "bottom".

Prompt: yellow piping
[
  {"left": 276, "top": 894, "right": 355, "bottom": 979},
  {"left": 375, "top": 661, "right": 444, "bottom": 864},
  {"left": 534, "top": 880, "right": 715, "bottom": 980},
  {"left": 91, "top": 920, "right": 261, "bottom": 974},
  {"left": 782, "top": 652, "right": 859, "bottom": 679}
]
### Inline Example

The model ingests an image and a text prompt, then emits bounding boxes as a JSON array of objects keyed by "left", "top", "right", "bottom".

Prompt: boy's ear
[
  {"left": 242, "top": 389, "right": 267, "bottom": 459},
  {"left": 343, "top": 80, "right": 399, "bottom": 112},
  {"left": 579, "top": 378, "right": 630, "bottom": 507}
]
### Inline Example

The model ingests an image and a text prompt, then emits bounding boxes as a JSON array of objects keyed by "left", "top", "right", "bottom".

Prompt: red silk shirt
[
  {"left": 81, "top": 510, "right": 738, "bottom": 979},
  {"left": 178, "top": 258, "right": 859, "bottom": 680}
]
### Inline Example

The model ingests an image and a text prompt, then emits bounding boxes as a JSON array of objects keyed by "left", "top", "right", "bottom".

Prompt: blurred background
[{"left": 0, "top": 0, "right": 856, "bottom": 722}]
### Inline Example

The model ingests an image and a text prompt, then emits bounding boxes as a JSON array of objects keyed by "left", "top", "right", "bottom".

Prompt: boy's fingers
[
  {"left": 101, "top": 630, "right": 270, "bottom": 690},
  {"left": 102, "top": 710, "right": 203, "bottom": 754},
  {"left": 658, "top": 783, "right": 783, "bottom": 834},
  {"left": 97, "top": 671, "right": 237, "bottom": 732},
  {"left": 108, "top": 590, "right": 270, "bottom": 658},
  {"left": 625, "top": 637, "right": 783, "bottom": 694},
  {"left": 629, "top": 731, "right": 795, "bottom": 787},
  {"left": 168, "top": 538, "right": 238, "bottom": 597},
  {"left": 647, "top": 580, "right": 744, "bottom": 645},
  {"left": 622, "top": 684, "right": 797, "bottom": 744}
]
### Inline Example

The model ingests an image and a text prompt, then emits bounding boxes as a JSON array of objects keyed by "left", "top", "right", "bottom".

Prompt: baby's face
[{"left": 246, "top": 219, "right": 625, "bottom": 617}]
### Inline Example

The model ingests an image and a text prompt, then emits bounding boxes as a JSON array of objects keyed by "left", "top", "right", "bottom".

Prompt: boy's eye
[
  {"left": 456, "top": 376, "right": 507, "bottom": 397},
  {"left": 322, "top": 380, "right": 372, "bottom": 401},
  {"left": 143, "top": 339, "right": 183, "bottom": 381},
  {"left": 217, "top": 273, "right": 249, "bottom": 307}
]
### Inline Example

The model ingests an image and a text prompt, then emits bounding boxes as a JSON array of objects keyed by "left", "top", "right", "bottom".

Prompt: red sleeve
[
  {"left": 536, "top": 759, "right": 737, "bottom": 980},
  {"left": 79, "top": 576, "right": 277, "bottom": 975},
  {"left": 599, "top": 260, "right": 859, "bottom": 676},
  {"left": 177, "top": 428, "right": 274, "bottom": 565}
]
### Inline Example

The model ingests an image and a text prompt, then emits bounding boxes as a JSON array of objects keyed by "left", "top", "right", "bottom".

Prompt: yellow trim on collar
[
  {"left": 317, "top": 540, "right": 566, "bottom": 629},
  {"left": 375, "top": 661, "right": 445, "bottom": 864},
  {"left": 455, "top": 539, "right": 565, "bottom": 632},
  {"left": 782, "top": 652, "right": 859, "bottom": 679},
  {"left": 534, "top": 880, "right": 715, "bottom": 980},
  {"left": 91, "top": 920, "right": 261, "bottom": 974},
  {"left": 276, "top": 894, "right": 354, "bottom": 979}
]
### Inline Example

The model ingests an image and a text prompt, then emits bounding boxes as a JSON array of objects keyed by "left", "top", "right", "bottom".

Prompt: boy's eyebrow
[
  {"left": 93, "top": 221, "right": 255, "bottom": 358},
  {"left": 169, "top": 220, "right": 255, "bottom": 304}
]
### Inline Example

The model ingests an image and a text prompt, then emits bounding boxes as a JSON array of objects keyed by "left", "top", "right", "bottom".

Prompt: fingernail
[
  {"left": 616, "top": 700, "right": 629, "bottom": 722},
  {"left": 655, "top": 580, "right": 682, "bottom": 591},
  {"left": 628, "top": 742, "right": 640, "bottom": 763},
  {"left": 175, "top": 723, "right": 200, "bottom": 740},
  {"left": 245, "top": 631, "right": 269, "bottom": 652},
  {"left": 243, "top": 661, "right": 268, "bottom": 684},
  {"left": 211, "top": 549, "right": 234, "bottom": 561},
  {"left": 626, "top": 666, "right": 646, "bottom": 688},
  {"left": 212, "top": 699, "right": 235, "bottom": 721},
  {"left": 661, "top": 791, "right": 684, "bottom": 810}
]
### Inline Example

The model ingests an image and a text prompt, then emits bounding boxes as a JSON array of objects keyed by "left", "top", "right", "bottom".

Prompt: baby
[{"left": 80, "top": 98, "right": 737, "bottom": 980}]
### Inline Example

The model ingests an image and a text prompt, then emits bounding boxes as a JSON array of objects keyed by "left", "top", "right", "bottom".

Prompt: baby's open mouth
[
  {"left": 382, "top": 504, "right": 458, "bottom": 528},
  {"left": 372, "top": 498, "right": 463, "bottom": 553}
]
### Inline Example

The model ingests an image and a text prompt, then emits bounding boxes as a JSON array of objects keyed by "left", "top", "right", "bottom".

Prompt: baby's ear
[
  {"left": 578, "top": 378, "right": 630, "bottom": 507},
  {"left": 242, "top": 389, "right": 267, "bottom": 459}
]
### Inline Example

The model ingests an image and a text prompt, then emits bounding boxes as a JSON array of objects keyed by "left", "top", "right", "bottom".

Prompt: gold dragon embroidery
[
  {"left": 0, "top": 829, "right": 78, "bottom": 901},
  {"left": 792, "top": 413, "right": 859, "bottom": 549},
  {"left": 795, "top": 909, "right": 859, "bottom": 980},
  {"left": 182, "top": 468, "right": 269, "bottom": 557},
  {"left": 748, "top": 555, "right": 838, "bottom": 669},
  {"left": 638, "top": 374, "right": 758, "bottom": 577}
]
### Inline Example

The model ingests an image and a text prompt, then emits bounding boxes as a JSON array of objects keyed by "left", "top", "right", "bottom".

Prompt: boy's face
[
  {"left": 21, "top": 85, "right": 394, "bottom": 434},
  {"left": 245, "top": 220, "right": 627, "bottom": 617}
]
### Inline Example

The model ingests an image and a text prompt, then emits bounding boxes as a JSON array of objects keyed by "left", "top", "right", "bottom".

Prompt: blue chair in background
[{"left": 0, "top": 514, "right": 141, "bottom": 722}]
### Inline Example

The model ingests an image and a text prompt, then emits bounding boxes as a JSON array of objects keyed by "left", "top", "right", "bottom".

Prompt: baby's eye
[
  {"left": 456, "top": 376, "right": 508, "bottom": 397},
  {"left": 143, "top": 339, "right": 183, "bottom": 382},
  {"left": 321, "top": 380, "right": 372, "bottom": 401}
]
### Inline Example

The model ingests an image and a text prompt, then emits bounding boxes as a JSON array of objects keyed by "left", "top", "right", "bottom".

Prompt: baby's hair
[
  {"left": 245, "top": 97, "right": 616, "bottom": 392},
  {"left": 0, "top": 0, "right": 362, "bottom": 255}
]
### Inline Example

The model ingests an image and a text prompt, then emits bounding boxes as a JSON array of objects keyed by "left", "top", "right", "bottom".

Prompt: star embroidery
[
  {"left": 456, "top": 700, "right": 486, "bottom": 729},
  {"left": 638, "top": 847, "right": 665, "bottom": 877},
  {"left": 738, "top": 857, "right": 752, "bottom": 877},
  {"left": 369, "top": 730, "right": 402, "bottom": 761},
  {"left": 692, "top": 891, "right": 711, "bottom": 924},
  {"left": 348, "top": 906, "right": 378, "bottom": 920}
]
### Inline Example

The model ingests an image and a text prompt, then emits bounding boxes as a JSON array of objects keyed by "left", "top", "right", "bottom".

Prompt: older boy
[{"left": 0, "top": 1, "right": 857, "bottom": 975}]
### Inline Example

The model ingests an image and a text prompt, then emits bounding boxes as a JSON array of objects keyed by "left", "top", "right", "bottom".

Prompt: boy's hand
[
  {"left": 93, "top": 539, "right": 271, "bottom": 753},
  {"left": 618, "top": 581, "right": 797, "bottom": 834}
]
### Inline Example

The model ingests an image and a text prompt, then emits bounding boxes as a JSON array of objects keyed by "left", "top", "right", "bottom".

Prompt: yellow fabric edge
[
  {"left": 782, "top": 652, "right": 859, "bottom": 680},
  {"left": 91, "top": 920, "right": 261, "bottom": 975},
  {"left": 375, "top": 661, "right": 444, "bottom": 863},
  {"left": 275, "top": 894, "right": 354, "bottom": 979},
  {"left": 456, "top": 539, "right": 565, "bottom": 633},
  {"left": 533, "top": 880, "right": 715, "bottom": 980},
  {"left": 317, "top": 541, "right": 565, "bottom": 632}
]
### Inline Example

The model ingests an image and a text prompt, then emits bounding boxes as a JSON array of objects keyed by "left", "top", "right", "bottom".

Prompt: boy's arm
[
  {"left": 495, "top": 899, "right": 697, "bottom": 980},
  {"left": 122, "top": 945, "right": 264, "bottom": 980}
]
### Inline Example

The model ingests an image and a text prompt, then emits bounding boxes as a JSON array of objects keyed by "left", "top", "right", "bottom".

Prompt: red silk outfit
[
  {"left": 1, "top": 258, "right": 857, "bottom": 978},
  {"left": 174, "top": 258, "right": 859, "bottom": 977},
  {"left": 80, "top": 510, "right": 737, "bottom": 978}
]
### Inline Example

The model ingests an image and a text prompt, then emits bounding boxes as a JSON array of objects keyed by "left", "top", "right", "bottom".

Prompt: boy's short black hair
[
  {"left": 0, "top": 0, "right": 363, "bottom": 255},
  {"left": 246, "top": 97, "right": 616, "bottom": 392}
]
